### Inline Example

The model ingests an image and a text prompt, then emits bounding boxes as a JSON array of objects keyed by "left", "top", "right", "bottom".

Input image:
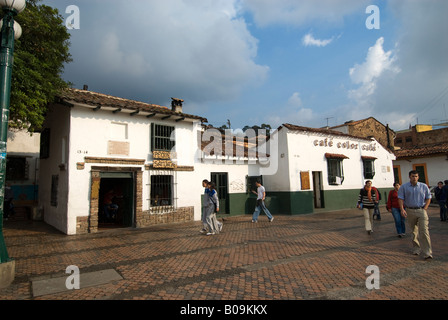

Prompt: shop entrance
[
  {"left": 98, "top": 172, "right": 135, "bottom": 229},
  {"left": 312, "top": 171, "right": 324, "bottom": 208}
]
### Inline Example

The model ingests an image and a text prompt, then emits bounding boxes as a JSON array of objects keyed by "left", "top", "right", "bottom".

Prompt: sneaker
[
  {"left": 424, "top": 255, "right": 433, "bottom": 260},
  {"left": 252, "top": 220, "right": 257, "bottom": 223},
  {"left": 200, "top": 228, "right": 207, "bottom": 234},
  {"left": 269, "top": 217, "right": 274, "bottom": 222},
  {"left": 367, "top": 230, "right": 372, "bottom": 235},
  {"left": 206, "top": 232, "right": 215, "bottom": 236},
  {"left": 219, "top": 224, "right": 223, "bottom": 232}
]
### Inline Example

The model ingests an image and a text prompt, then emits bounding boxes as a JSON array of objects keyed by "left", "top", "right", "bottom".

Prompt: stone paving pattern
[{"left": 1, "top": 206, "right": 447, "bottom": 300}]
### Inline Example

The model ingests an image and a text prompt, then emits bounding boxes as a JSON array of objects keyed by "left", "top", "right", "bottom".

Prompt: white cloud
[
  {"left": 302, "top": 33, "right": 334, "bottom": 47},
  {"left": 348, "top": 37, "right": 400, "bottom": 105}
]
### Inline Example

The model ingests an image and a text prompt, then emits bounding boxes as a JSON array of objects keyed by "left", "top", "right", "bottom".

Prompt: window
[
  {"left": 6, "top": 157, "right": 29, "bottom": 181},
  {"left": 327, "top": 158, "right": 344, "bottom": 185},
  {"left": 363, "top": 159, "right": 376, "bottom": 179},
  {"left": 151, "top": 123, "right": 175, "bottom": 152},
  {"left": 150, "top": 175, "right": 173, "bottom": 207},
  {"left": 246, "top": 175, "right": 262, "bottom": 194},
  {"left": 40, "top": 128, "right": 50, "bottom": 159}
]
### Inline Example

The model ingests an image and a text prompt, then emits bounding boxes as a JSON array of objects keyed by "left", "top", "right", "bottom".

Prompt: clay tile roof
[
  {"left": 282, "top": 123, "right": 373, "bottom": 142},
  {"left": 58, "top": 88, "right": 207, "bottom": 122},
  {"left": 394, "top": 142, "right": 448, "bottom": 159}
]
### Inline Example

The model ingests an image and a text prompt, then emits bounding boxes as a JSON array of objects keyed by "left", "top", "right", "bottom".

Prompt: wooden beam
[
  {"left": 146, "top": 113, "right": 156, "bottom": 118},
  {"left": 113, "top": 108, "right": 122, "bottom": 114},
  {"left": 175, "top": 117, "right": 185, "bottom": 122},
  {"left": 130, "top": 109, "right": 140, "bottom": 116},
  {"left": 161, "top": 115, "right": 171, "bottom": 120}
]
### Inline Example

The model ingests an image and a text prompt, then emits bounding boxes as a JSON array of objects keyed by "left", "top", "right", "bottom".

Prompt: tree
[
  {"left": 242, "top": 123, "right": 272, "bottom": 136},
  {"left": 8, "top": 0, "right": 71, "bottom": 131}
]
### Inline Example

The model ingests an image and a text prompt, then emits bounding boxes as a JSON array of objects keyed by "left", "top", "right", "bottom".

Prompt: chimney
[
  {"left": 171, "top": 98, "right": 184, "bottom": 113},
  {"left": 83, "top": 84, "right": 89, "bottom": 90}
]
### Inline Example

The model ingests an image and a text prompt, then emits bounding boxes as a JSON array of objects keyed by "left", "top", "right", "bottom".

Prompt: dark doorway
[
  {"left": 211, "top": 172, "right": 229, "bottom": 214},
  {"left": 98, "top": 172, "right": 134, "bottom": 229},
  {"left": 312, "top": 171, "right": 324, "bottom": 208}
]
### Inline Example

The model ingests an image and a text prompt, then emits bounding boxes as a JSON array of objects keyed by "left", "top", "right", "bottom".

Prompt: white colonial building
[{"left": 38, "top": 88, "right": 396, "bottom": 235}]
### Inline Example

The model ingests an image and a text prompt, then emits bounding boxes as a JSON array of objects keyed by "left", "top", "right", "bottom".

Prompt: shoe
[
  {"left": 219, "top": 224, "right": 223, "bottom": 232},
  {"left": 269, "top": 217, "right": 274, "bottom": 222},
  {"left": 206, "top": 232, "right": 215, "bottom": 236},
  {"left": 367, "top": 230, "right": 372, "bottom": 235},
  {"left": 424, "top": 255, "right": 433, "bottom": 260},
  {"left": 252, "top": 220, "right": 257, "bottom": 223},
  {"left": 200, "top": 228, "right": 207, "bottom": 234}
]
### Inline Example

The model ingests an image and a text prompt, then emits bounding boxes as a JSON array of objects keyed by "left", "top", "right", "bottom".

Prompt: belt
[{"left": 407, "top": 207, "right": 423, "bottom": 209}]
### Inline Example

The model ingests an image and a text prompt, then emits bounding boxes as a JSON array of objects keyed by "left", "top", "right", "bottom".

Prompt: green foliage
[{"left": 8, "top": 0, "right": 71, "bottom": 131}]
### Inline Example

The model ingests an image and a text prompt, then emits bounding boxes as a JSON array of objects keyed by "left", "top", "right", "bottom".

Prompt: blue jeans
[
  {"left": 439, "top": 200, "right": 447, "bottom": 221},
  {"left": 391, "top": 207, "right": 406, "bottom": 235},
  {"left": 373, "top": 202, "right": 381, "bottom": 219},
  {"left": 252, "top": 200, "right": 273, "bottom": 221}
]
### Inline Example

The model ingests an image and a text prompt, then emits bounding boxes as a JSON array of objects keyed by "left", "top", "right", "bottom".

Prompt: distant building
[
  {"left": 330, "top": 117, "right": 396, "bottom": 152},
  {"left": 393, "top": 124, "right": 448, "bottom": 187}
]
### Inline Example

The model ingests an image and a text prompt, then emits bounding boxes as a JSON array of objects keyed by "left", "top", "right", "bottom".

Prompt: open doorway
[{"left": 98, "top": 172, "right": 134, "bottom": 229}]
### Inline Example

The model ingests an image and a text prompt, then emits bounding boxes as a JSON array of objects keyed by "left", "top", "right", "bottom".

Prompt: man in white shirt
[{"left": 251, "top": 180, "right": 274, "bottom": 223}]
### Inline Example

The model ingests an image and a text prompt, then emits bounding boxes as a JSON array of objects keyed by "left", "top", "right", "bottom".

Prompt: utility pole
[{"left": 0, "top": 0, "right": 26, "bottom": 289}]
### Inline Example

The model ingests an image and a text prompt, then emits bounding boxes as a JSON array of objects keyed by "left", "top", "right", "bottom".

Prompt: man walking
[
  {"left": 397, "top": 170, "right": 433, "bottom": 260},
  {"left": 251, "top": 180, "right": 274, "bottom": 223}
]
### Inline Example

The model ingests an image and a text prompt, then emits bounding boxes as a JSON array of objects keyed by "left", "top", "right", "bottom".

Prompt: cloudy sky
[{"left": 41, "top": 0, "right": 448, "bottom": 131}]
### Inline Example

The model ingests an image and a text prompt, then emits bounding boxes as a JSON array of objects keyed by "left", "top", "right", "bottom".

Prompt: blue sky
[{"left": 40, "top": 0, "right": 448, "bottom": 131}]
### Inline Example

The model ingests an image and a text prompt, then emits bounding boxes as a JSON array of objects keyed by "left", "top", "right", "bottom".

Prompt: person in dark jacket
[
  {"left": 387, "top": 182, "right": 405, "bottom": 237},
  {"left": 437, "top": 180, "right": 448, "bottom": 221},
  {"left": 357, "top": 180, "right": 378, "bottom": 235}
]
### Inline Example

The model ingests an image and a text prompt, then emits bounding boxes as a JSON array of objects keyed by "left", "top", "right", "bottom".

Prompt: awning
[
  {"left": 361, "top": 156, "right": 377, "bottom": 160},
  {"left": 325, "top": 153, "right": 349, "bottom": 159}
]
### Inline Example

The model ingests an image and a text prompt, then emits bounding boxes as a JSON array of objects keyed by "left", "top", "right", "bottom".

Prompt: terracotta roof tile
[
  {"left": 282, "top": 123, "right": 374, "bottom": 142},
  {"left": 58, "top": 88, "right": 207, "bottom": 122},
  {"left": 394, "top": 142, "right": 448, "bottom": 159}
]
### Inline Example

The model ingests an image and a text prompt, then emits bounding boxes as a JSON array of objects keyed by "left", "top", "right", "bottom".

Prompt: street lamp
[{"left": 0, "top": 0, "right": 25, "bottom": 289}]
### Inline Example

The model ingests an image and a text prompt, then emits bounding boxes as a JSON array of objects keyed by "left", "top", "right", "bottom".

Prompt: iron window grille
[
  {"left": 148, "top": 170, "right": 177, "bottom": 214},
  {"left": 151, "top": 123, "right": 175, "bottom": 152}
]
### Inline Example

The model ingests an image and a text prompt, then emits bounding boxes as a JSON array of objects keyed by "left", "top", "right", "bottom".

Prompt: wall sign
[{"left": 313, "top": 138, "right": 376, "bottom": 152}]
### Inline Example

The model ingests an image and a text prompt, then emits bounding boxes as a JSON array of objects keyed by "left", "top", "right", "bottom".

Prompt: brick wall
[
  {"left": 137, "top": 206, "right": 194, "bottom": 228},
  {"left": 348, "top": 118, "right": 394, "bottom": 150}
]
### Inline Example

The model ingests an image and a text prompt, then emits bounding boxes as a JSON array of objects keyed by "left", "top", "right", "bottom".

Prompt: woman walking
[
  {"left": 387, "top": 182, "right": 406, "bottom": 237},
  {"left": 205, "top": 182, "right": 222, "bottom": 236},
  {"left": 357, "top": 180, "right": 378, "bottom": 235},
  {"left": 200, "top": 179, "right": 210, "bottom": 234}
]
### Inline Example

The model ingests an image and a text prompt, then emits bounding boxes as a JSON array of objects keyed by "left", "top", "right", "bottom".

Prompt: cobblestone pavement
[{"left": 1, "top": 206, "right": 447, "bottom": 302}]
